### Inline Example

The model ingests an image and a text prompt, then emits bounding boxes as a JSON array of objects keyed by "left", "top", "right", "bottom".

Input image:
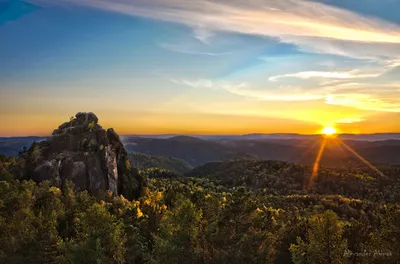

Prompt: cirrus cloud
[
  {"left": 28, "top": 0, "right": 400, "bottom": 113},
  {"left": 171, "top": 77, "right": 400, "bottom": 112},
  {"left": 269, "top": 70, "right": 382, "bottom": 82},
  {"left": 28, "top": 0, "right": 400, "bottom": 60}
]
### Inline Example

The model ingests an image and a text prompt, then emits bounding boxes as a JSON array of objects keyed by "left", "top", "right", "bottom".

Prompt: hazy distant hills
[
  {"left": 2, "top": 134, "right": 400, "bottom": 168},
  {"left": 128, "top": 153, "right": 192, "bottom": 175},
  {"left": 123, "top": 136, "right": 232, "bottom": 166},
  {"left": 122, "top": 133, "right": 400, "bottom": 141},
  {"left": 0, "top": 137, "right": 46, "bottom": 156},
  {"left": 124, "top": 136, "right": 400, "bottom": 167}
]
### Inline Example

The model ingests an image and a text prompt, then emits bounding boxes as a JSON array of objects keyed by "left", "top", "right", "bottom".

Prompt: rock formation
[{"left": 24, "top": 112, "right": 139, "bottom": 198}]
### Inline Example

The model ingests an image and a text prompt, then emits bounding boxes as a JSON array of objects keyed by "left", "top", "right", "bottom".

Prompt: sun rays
[
  {"left": 308, "top": 137, "right": 328, "bottom": 187},
  {"left": 337, "top": 139, "right": 385, "bottom": 177},
  {"left": 307, "top": 134, "right": 385, "bottom": 188}
]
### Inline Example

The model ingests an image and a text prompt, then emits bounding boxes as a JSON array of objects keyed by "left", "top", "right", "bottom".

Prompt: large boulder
[{"left": 24, "top": 112, "right": 140, "bottom": 198}]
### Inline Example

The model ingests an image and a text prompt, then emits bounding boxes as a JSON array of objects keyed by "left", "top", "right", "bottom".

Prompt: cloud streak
[
  {"left": 171, "top": 78, "right": 324, "bottom": 101},
  {"left": 269, "top": 70, "right": 381, "bottom": 81},
  {"left": 158, "top": 43, "right": 231, "bottom": 56},
  {"left": 29, "top": 0, "right": 400, "bottom": 112},
  {"left": 30, "top": 0, "right": 400, "bottom": 59},
  {"left": 171, "top": 78, "right": 400, "bottom": 112}
]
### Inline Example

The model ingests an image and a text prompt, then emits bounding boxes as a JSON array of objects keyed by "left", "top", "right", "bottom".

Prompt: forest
[{"left": 0, "top": 154, "right": 399, "bottom": 264}]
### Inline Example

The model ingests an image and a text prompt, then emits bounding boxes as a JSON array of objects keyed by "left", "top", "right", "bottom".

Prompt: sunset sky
[{"left": 1, "top": 0, "right": 400, "bottom": 136}]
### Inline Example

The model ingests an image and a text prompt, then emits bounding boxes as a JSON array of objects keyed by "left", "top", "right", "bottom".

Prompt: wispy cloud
[
  {"left": 171, "top": 77, "right": 400, "bottom": 112},
  {"left": 158, "top": 43, "right": 231, "bottom": 56},
  {"left": 170, "top": 78, "right": 323, "bottom": 101},
  {"left": 269, "top": 70, "right": 381, "bottom": 82},
  {"left": 192, "top": 27, "right": 214, "bottom": 44},
  {"left": 326, "top": 93, "right": 400, "bottom": 112},
  {"left": 170, "top": 78, "right": 214, "bottom": 88},
  {"left": 322, "top": 82, "right": 400, "bottom": 112},
  {"left": 29, "top": 0, "right": 400, "bottom": 113},
  {"left": 336, "top": 118, "right": 365, "bottom": 124},
  {"left": 30, "top": 0, "right": 400, "bottom": 60}
]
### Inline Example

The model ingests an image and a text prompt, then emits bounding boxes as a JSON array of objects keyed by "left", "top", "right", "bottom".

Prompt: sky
[{"left": 1, "top": 0, "right": 400, "bottom": 136}]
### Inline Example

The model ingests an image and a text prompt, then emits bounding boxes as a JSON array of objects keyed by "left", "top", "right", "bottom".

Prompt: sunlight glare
[{"left": 321, "top": 126, "right": 337, "bottom": 136}]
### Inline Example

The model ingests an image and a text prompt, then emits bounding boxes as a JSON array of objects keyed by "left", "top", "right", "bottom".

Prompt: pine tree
[{"left": 290, "top": 210, "right": 349, "bottom": 264}]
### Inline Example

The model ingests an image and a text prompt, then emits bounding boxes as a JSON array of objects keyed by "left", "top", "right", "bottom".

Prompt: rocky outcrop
[{"left": 25, "top": 112, "right": 139, "bottom": 198}]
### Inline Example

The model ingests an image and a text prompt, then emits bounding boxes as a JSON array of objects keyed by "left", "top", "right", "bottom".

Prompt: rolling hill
[
  {"left": 124, "top": 136, "right": 400, "bottom": 167},
  {"left": 128, "top": 153, "right": 192, "bottom": 175}
]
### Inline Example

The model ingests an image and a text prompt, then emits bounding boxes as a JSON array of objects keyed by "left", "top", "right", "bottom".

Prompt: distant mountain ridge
[
  {"left": 122, "top": 133, "right": 400, "bottom": 141},
  {"left": 128, "top": 153, "right": 192, "bottom": 175},
  {"left": 0, "top": 137, "right": 47, "bottom": 156},
  {"left": 2, "top": 134, "right": 400, "bottom": 168},
  {"left": 124, "top": 136, "right": 400, "bottom": 167}
]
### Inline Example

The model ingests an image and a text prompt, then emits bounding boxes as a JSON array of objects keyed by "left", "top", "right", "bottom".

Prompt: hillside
[
  {"left": 186, "top": 159, "right": 400, "bottom": 203},
  {"left": 124, "top": 136, "right": 234, "bottom": 166},
  {"left": 0, "top": 121, "right": 399, "bottom": 263},
  {"left": 3, "top": 136, "right": 400, "bottom": 168},
  {"left": 0, "top": 137, "right": 46, "bottom": 157},
  {"left": 1, "top": 153, "right": 399, "bottom": 263},
  {"left": 124, "top": 136, "right": 400, "bottom": 167},
  {"left": 128, "top": 153, "right": 192, "bottom": 175}
]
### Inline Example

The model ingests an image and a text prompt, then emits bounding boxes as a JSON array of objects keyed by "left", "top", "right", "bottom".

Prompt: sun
[{"left": 321, "top": 126, "right": 337, "bottom": 136}]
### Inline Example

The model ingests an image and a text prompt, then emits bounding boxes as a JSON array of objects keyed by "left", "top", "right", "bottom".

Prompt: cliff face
[{"left": 25, "top": 112, "right": 138, "bottom": 197}]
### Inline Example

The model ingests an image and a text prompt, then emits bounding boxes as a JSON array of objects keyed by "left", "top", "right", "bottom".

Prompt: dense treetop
[{"left": 0, "top": 153, "right": 399, "bottom": 263}]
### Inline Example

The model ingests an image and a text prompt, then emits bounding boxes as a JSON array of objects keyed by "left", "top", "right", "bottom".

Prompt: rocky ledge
[{"left": 24, "top": 112, "right": 140, "bottom": 198}]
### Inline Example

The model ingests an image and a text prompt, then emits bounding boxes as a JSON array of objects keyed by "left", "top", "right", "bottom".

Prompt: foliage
[
  {"left": 140, "top": 167, "right": 178, "bottom": 179},
  {"left": 129, "top": 153, "right": 192, "bottom": 175},
  {"left": 186, "top": 160, "right": 400, "bottom": 203},
  {"left": 0, "top": 156, "right": 399, "bottom": 263},
  {"left": 87, "top": 121, "right": 96, "bottom": 131},
  {"left": 30, "top": 144, "right": 42, "bottom": 165},
  {"left": 290, "top": 210, "right": 348, "bottom": 264}
]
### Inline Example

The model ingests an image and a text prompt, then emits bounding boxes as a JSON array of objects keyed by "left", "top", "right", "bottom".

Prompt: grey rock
[
  {"left": 87, "top": 112, "right": 98, "bottom": 124},
  {"left": 52, "top": 129, "right": 62, "bottom": 135},
  {"left": 86, "top": 155, "right": 106, "bottom": 193},
  {"left": 105, "top": 145, "right": 118, "bottom": 194},
  {"left": 26, "top": 112, "right": 135, "bottom": 196},
  {"left": 61, "top": 159, "right": 87, "bottom": 191},
  {"left": 59, "top": 122, "right": 70, "bottom": 130},
  {"left": 32, "top": 160, "right": 61, "bottom": 187}
]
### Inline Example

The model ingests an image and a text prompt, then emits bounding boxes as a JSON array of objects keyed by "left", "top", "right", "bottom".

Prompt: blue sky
[{"left": 0, "top": 0, "right": 399, "bottom": 136}]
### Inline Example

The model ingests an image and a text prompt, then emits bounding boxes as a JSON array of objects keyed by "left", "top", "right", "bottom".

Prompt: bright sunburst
[{"left": 321, "top": 126, "right": 337, "bottom": 136}]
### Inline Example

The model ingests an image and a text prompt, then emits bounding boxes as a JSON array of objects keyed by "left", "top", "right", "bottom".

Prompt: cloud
[
  {"left": 192, "top": 27, "right": 214, "bottom": 44},
  {"left": 170, "top": 78, "right": 214, "bottom": 88},
  {"left": 171, "top": 78, "right": 324, "bottom": 101},
  {"left": 158, "top": 43, "right": 231, "bottom": 56},
  {"left": 281, "top": 36, "right": 400, "bottom": 61},
  {"left": 336, "top": 118, "right": 365, "bottom": 124},
  {"left": 219, "top": 83, "right": 325, "bottom": 101},
  {"left": 171, "top": 77, "right": 400, "bottom": 112},
  {"left": 269, "top": 70, "right": 381, "bottom": 81},
  {"left": 29, "top": 0, "right": 400, "bottom": 60},
  {"left": 29, "top": 0, "right": 400, "bottom": 112},
  {"left": 322, "top": 82, "right": 400, "bottom": 112},
  {"left": 326, "top": 93, "right": 400, "bottom": 112}
]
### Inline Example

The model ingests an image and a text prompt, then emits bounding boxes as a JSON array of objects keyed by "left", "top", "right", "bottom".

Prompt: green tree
[
  {"left": 62, "top": 203, "right": 126, "bottom": 264},
  {"left": 290, "top": 210, "right": 349, "bottom": 264},
  {"left": 151, "top": 196, "right": 202, "bottom": 264},
  {"left": 30, "top": 144, "right": 42, "bottom": 164}
]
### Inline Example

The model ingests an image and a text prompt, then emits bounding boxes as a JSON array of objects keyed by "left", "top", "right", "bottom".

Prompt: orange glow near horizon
[{"left": 1, "top": 110, "right": 400, "bottom": 137}]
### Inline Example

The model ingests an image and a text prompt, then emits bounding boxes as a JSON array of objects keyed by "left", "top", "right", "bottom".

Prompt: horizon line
[{"left": 1, "top": 132, "right": 400, "bottom": 138}]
